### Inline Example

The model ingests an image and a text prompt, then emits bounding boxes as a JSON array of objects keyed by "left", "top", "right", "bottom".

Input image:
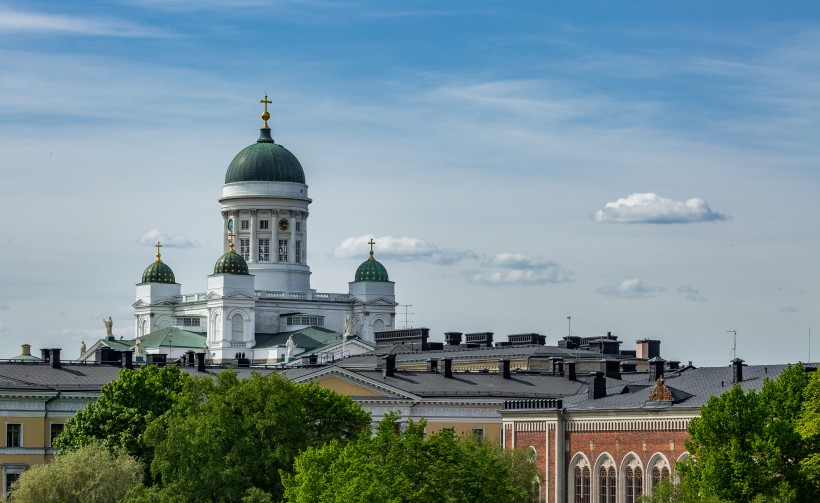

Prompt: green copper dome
[
  {"left": 225, "top": 128, "right": 305, "bottom": 184},
  {"left": 142, "top": 260, "right": 176, "bottom": 284},
  {"left": 214, "top": 244, "right": 250, "bottom": 275},
  {"left": 355, "top": 251, "right": 389, "bottom": 282}
]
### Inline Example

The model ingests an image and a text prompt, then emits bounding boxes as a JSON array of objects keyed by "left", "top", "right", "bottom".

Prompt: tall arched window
[
  {"left": 213, "top": 313, "right": 222, "bottom": 342},
  {"left": 625, "top": 465, "right": 643, "bottom": 503},
  {"left": 652, "top": 466, "right": 670, "bottom": 488},
  {"left": 140, "top": 319, "right": 148, "bottom": 337},
  {"left": 575, "top": 466, "right": 591, "bottom": 503},
  {"left": 599, "top": 465, "right": 616, "bottom": 503},
  {"left": 231, "top": 313, "right": 244, "bottom": 341},
  {"left": 373, "top": 319, "right": 385, "bottom": 332}
]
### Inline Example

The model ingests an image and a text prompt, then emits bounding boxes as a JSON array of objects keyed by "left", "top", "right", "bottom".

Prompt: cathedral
[{"left": 91, "top": 97, "right": 398, "bottom": 364}]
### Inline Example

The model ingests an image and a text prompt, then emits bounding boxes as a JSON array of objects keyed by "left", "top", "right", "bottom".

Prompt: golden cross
[
  {"left": 260, "top": 94, "right": 272, "bottom": 128},
  {"left": 155, "top": 241, "right": 162, "bottom": 262},
  {"left": 227, "top": 231, "right": 236, "bottom": 252},
  {"left": 368, "top": 238, "right": 376, "bottom": 257}
]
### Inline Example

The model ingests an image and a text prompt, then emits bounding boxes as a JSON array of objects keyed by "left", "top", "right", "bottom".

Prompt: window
[
  {"left": 652, "top": 466, "right": 670, "bottom": 488},
  {"left": 286, "top": 315, "right": 324, "bottom": 327},
  {"left": 231, "top": 314, "right": 244, "bottom": 341},
  {"left": 259, "top": 220, "right": 269, "bottom": 230},
  {"left": 295, "top": 221, "right": 301, "bottom": 232},
  {"left": 175, "top": 317, "right": 201, "bottom": 327},
  {"left": 295, "top": 240, "right": 302, "bottom": 264},
  {"left": 598, "top": 466, "right": 615, "bottom": 503},
  {"left": 258, "top": 239, "right": 270, "bottom": 261},
  {"left": 6, "top": 424, "right": 21, "bottom": 447},
  {"left": 278, "top": 239, "right": 288, "bottom": 262},
  {"left": 50, "top": 423, "right": 64, "bottom": 447},
  {"left": 574, "top": 466, "right": 590, "bottom": 503},
  {"left": 239, "top": 238, "right": 250, "bottom": 260},
  {"left": 626, "top": 466, "right": 643, "bottom": 503},
  {"left": 470, "top": 428, "right": 485, "bottom": 443},
  {"left": 5, "top": 472, "right": 20, "bottom": 496},
  {"left": 240, "top": 219, "right": 249, "bottom": 230},
  {"left": 526, "top": 446, "right": 537, "bottom": 463},
  {"left": 213, "top": 313, "right": 222, "bottom": 342}
]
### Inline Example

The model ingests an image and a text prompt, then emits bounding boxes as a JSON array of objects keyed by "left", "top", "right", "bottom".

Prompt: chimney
[
  {"left": 382, "top": 354, "right": 396, "bottom": 378},
  {"left": 121, "top": 351, "right": 133, "bottom": 370},
  {"left": 196, "top": 352, "right": 206, "bottom": 372},
  {"left": 637, "top": 339, "right": 661, "bottom": 359},
  {"left": 500, "top": 359, "right": 511, "bottom": 379},
  {"left": 427, "top": 358, "right": 439, "bottom": 373},
  {"left": 566, "top": 361, "right": 576, "bottom": 381},
  {"left": 21, "top": 344, "right": 31, "bottom": 357},
  {"left": 588, "top": 371, "right": 606, "bottom": 400},
  {"left": 732, "top": 358, "right": 744, "bottom": 383},
  {"left": 186, "top": 351, "right": 195, "bottom": 367},
  {"left": 41, "top": 348, "right": 51, "bottom": 363},
  {"left": 549, "top": 357, "right": 564, "bottom": 376},
  {"left": 648, "top": 357, "right": 665, "bottom": 382},
  {"left": 51, "top": 348, "right": 61, "bottom": 369},
  {"left": 444, "top": 332, "right": 463, "bottom": 346},
  {"left": 601, "top": 359, "right": 621, "bottom": 380},
  {"left": 443, "top": 358, "right": 453, "bottom": 378}
]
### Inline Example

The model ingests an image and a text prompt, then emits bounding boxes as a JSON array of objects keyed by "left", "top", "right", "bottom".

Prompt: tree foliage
[
  {"left": 282, "top": 413, "right": 538, "bottom": 503},
  {"left": 682, "top": 364, "right": 818, "bottom": 502},
  {"left": 54, "top": 365, "right": 191, "bottom": 466},
  {"left": 143, "top": 371, "right": 370, "bottom": 502},
  {"left": 9, "top": 443, "right": 143, "bottom": 503}
]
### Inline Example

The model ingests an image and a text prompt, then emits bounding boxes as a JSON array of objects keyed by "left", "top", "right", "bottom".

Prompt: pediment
[
  {"left": 292, "top": 367, "right": 420, "bottom": 401},
  {"left": 351, "top": 298, "right": 398, "bottom": 307}
]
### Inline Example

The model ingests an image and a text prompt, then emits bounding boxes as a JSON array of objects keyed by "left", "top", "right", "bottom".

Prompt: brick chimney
[
  {"left": 732, "top": 358, "right": 744, "bottom": 383},
  {"left": 443, "top": 358, "right": 453, "bottom": 378},
  {"left": 500, "top": 359, "right": 511, "bottom": 379},
  {"left": 588, "top": 371, "right": 606, "bottom": 399},
  {"left": 566, "top": 361, "right": 576, "bottom": 381},
  {"left": 382, "top": 354, "right": 396, "bottom": 378},
  {"left": 50, "top": 348, "right": 61, "bottom": 369},
  {"left": 648, "top": 357, "right": 665, "bottom": 382},
  {"left": 427, "top": 358, "right": 439, "bottom": 373}
]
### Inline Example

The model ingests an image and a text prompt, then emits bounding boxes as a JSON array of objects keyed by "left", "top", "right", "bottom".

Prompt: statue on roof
[
  {"left": 286, "top": 334, "right": 296, "bottom": 359},
  {"left": 134, "top": 336, "right": 142, "bottom": 358},
  {"left": 79, "top": 341, "right": 86, "bottom": 356},
  {"left": 648, "top": 376, "right": 674, "bottom": 401},
  {"left": 344, "top": 314, "right": 351, "bottom": 338},
  {"left": 103, "top": 317, "right": 114, "bottom": 338}
]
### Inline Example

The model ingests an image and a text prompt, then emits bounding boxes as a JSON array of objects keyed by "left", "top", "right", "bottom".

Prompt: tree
[
  {"left": 9, "top": 443, "right": 142, "bottom": 503},
  {"left": 143, "top": 371, "right": 370, "bottom": 502},
  {"left": 682, "top": 364, "right": 817, "bottom": 502},
  {"left": 282, "top": 413, "right": 537, "bottom": 503},
  {"left": 797, "top": 368, "right": 820, "bottom": 488},
  {"left": 54, "top": 365, "right": 191, "bottom": 467}
]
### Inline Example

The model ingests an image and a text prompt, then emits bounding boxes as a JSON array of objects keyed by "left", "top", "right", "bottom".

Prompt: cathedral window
[
  {"left": 240, "top": 239, "right": 250, "bottom": 260},
  {"left": 574, "top": 466, "right": 590, "bottom": 503},
  {"left": 652, "top": 465, "right": 670, "bottom": 489},
  {"left": 295, "top": 240, "right": 302, "bottom": 263},
  {"left": 598, "top": 465, "right": 616, "bottom": 503},
  {"left": 260, "top": 220, "right": 269, "bottom": 230},
  {"left": 240, "top": 220, "right": 249, "bottom": 230},
  {"left": 625, "top": 466, "right": 643, "bottom": 503},
  {"left": 278, "top": 239, "right": 288, "bottom": 262},
  {"left": 258, "top": 239, "right": 270, "bottom": 261}
]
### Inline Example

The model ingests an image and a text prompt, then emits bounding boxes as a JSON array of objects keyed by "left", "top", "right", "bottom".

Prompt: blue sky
[{"left": 0, "top": 1, "right": 818, "bottom": 365}]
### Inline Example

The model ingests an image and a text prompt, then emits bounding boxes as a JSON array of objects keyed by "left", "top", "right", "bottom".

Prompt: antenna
[
  {"left": 399, "top": 304, "right": 414, "bottom": 329},
  {"left": 726, "top": 330, "right": 737, "bottom": 359},
  {"left": 567, "top": 316, "right": 572, "bottom": 337}
]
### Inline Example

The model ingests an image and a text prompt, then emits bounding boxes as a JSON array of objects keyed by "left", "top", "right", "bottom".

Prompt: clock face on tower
[{"left": 278, "top": 218, "right": 290, "bottom": 231}]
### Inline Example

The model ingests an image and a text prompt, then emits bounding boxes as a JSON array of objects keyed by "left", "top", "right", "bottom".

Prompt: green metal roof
[
  {"left": 141, "top": 260, "right": 176, "bottom": 284},
  {"left": 225, "top": 128, "right": 305, "bottom": 184},
  {"left": 253, "top": 327, "right": 342, "bottom": 350},
  {"left": 214, "top": 249, "right": 250, "bottom": 275},
  {"left": 355, "top": 255, "right": 389, "bottom": 282},
  {"left": 105, "top": 327, "right": 207, "bottom": 351}
]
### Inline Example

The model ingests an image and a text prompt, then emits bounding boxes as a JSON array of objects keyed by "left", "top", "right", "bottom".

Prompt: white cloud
[
  {"left": 468, "top": 253, "right": 572, "bottom": 286},
  {"left": 138, "top": 229, "right": 198, "bottom": 249},
  {"left": 594, "top": 193, "right": 729, "bottom": 224},
  {"left": 596, "top": 278, "right": 667, "bottom": 299},
  {"left": 334, "top": 235, "right": 476, "bottom": 264},
  {"left": 780, "top": 306, "right": 798, "bottom": 313},
  {"left": 0, "top": 6, "right": 170, "bottom": 37},
  {"left": 677, "top": 285, "right": 709, "bottom": 302}
]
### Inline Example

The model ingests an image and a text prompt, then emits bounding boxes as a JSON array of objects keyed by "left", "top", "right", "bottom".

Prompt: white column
[
  {"left": 289, "top": 215, "right": 296, "bottom": 264},
  {"left": 249, "top": 209, "right": 257, "bottom": 263},
  {"left": 221, "top": 211, "right": 229, "bottom": 253},
  {"left": 302, "top": 213, "right": 308, "bottom": 266},
  {"left": 272, "top": 210, "right": 279, "bottom": 262}
]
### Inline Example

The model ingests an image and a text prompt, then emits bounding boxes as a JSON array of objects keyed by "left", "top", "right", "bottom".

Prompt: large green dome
[
  {"left": 225, "top": 128, "right": 305, "bottom": 184},
  {"left": 142, "top": 260, "right": 176, "bottom": 284},
  {"left": 355, "top": 252, "right": 389, "bottom": 282},
  {"left": 214, "top": 245, "right": 250, "bottom": 275}
]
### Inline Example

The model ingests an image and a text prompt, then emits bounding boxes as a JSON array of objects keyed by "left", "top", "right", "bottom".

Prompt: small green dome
[
  {"left": 214, "top": 245, "right": 250, "bottom": 275},
  {"left": 225, "top": 128, "right": 305, "bottom": 184},
  {"left": 355, "top": 252, "right": 389, "bottom": 282},
  {"left": 142, "top": 260, "right": 176, "bottom": 284}
]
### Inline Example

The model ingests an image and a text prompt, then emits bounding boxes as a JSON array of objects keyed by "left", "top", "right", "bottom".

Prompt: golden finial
[
  {"left": 155, "top": 241, "right": 163, "bottom": 263},
  {"left": 227, "top": 232, "right": 236, "bottom": 253},
  {"left": 260, "top": 94, "right": 272, "bottom": 128},
  {"left": 367, "top": 238, "right": 376, "bottom": 260}
]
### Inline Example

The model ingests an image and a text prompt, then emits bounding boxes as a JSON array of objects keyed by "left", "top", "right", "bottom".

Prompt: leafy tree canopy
[
  {"left": 9, "top": 443, "right": 142, "bottom": 503},
  {"left": 282, "top": 413, "right": 538, "bottom": 503},
  {"left": 682, "top": 363, "right": 818, "bottom": 502}
]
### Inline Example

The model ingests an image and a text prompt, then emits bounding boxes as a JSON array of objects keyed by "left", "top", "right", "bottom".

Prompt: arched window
[
  {"left": 652, "top": 466, "right": 670, "bottom": 488},
  {"left": 624, "top": 459, "right": 643, "bottom": 503},
  {"left": 213, "top": 313, "right": 221, "bottom": 342},
  {"left": 231, "top": 313, "right": 244, "bottom": 341},
  {"left": 599, "top": 465, "right": 616, "bottom": 503},
  {"left": 575, "top": 465, "right": 591, "bottom": 503},
  {"left": 374, "top": 318, "right": 385, "bottom": 332},
  {"left": 140, "top": 319, "right": 148, "bottom": 337}
]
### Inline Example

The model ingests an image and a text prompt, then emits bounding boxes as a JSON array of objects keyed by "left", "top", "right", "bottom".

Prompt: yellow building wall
[
  {"left": 424, "top": 420, "right": 503, "bottom": 444},
  {"left": 316, "top": 377, "right": 382, "bottom": 397}
]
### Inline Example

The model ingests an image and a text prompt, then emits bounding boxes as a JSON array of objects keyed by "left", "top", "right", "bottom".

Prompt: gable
[{"left": 316, "top": 376, "right": 382, "bottom": 398}]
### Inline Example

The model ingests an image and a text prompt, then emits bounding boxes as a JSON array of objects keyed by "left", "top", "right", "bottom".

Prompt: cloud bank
[
  {"left": 138, "top": 229, "right": 198, "bottom": 249},
  {"left": 0, "top": 6, "right": 169, "bottom": 37},
  {"left": 468, "top": 253, "right": 572, "bottom": 286},
  {"left": 596, "top": 278, "right": 667, "bottom": 299},
  {"left": 594, "top": 193, "right": 729, "bottom": 224},
  {"left": 677, "top": 285, "right": 709, "bottom": 302},
  {"left": 334, "top": 235, "right": 476, "bottom": 264}
]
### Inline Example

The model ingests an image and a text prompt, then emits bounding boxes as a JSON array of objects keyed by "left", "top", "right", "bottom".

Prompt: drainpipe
[{"left": 555, "top": 407, "right": 566, "bottom": 503}]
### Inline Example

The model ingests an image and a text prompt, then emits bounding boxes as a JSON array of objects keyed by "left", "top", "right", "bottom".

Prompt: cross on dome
[
  {"left": 260, "top": 94, "right": 272, "bottom": 128},
  {"left": 368, "top": 238, "right": 376, "bottom": 260},
  {"left": 155, "top": 241, "right": 163, "bottom": 262}
]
